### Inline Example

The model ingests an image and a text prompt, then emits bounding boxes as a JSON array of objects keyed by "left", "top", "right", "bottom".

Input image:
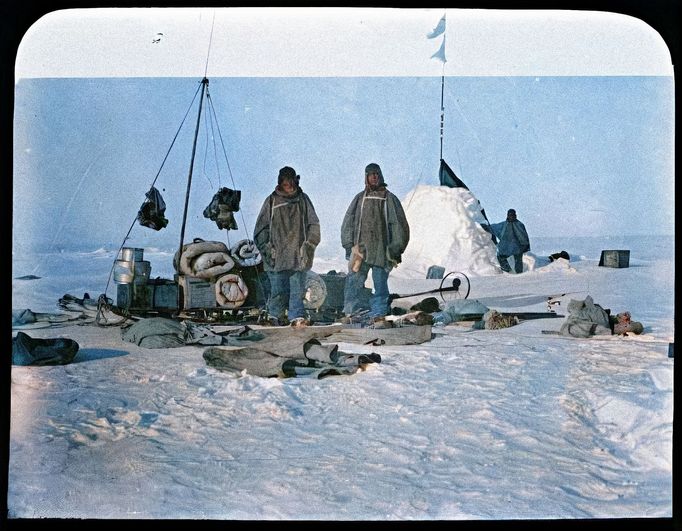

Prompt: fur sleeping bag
[
  {"left": 215, "top": 273, "right": 249, "bottom": 308},
  {"left": 174, "top": 239, "right": 235, "bottom": 279}
]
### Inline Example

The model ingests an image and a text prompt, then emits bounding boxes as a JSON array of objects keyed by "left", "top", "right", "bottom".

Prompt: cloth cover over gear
[
  {"left": 121, "top": 317, "right": 228, "bottom": 349},
  {"left": 559, "top": 295, "right": 612, "bottom": 338},
  {"left": 12, "top": 331, "right": 80, "bottom": 365},
  {"left": 137, "top": 186, "right": 169, "bottom": 231},
  {"left": 203, "top": 187, "right": 241, "bottom": 231}
]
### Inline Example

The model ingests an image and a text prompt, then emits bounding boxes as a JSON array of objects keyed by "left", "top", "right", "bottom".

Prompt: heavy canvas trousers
[
  {"left": 267, "top": 270, "right": 306, "bottom": 320},
  {"left": 343, "top": 262, "right": 390, "bottom": 318}
]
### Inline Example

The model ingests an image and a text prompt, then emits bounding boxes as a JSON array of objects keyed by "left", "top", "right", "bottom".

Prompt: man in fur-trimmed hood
[
  {"left": 340, "top": 162, "right": 410, "bottom": 323},
  {"left": 254, "top": 166, "right": 320, "bottom": 326}
]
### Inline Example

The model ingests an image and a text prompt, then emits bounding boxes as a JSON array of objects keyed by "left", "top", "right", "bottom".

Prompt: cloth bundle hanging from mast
[
  {"left": 203, "top": 187, "right": 241, "bottom": 230},
  {"left": 137, "top": 186, "right": 169, "bottom": 231}
]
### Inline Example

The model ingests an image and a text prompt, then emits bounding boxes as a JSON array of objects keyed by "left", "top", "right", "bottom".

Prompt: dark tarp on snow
[{"left": 12, "top": 331, "right": 79, "bottom": 366}]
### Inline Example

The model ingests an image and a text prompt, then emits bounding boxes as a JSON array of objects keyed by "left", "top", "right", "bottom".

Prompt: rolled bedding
[
  {"left": 174, "top": 239, "right": 235, "bottom": 279},
  {"left": 215, "top": 273, "right": 249, "bottom": 308},
  {"left": 230, "top": 239, "right": 262, "bottom": 267}
]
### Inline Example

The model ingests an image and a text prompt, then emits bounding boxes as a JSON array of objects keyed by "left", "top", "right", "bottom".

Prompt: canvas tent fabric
[
  {"left": 121, "top": 317, "right": 226, "bottom": 348},
  {"left": 438, "top": 159, "right": 496, "bottom": 244}
]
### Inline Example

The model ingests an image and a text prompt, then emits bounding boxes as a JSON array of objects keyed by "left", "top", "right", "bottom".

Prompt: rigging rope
[
  {"left": 199, "top": 13, "right": 267, "bottom": 302},
  {"left": 205, "top": 90, "right": 252, "bottom": 242},
  {"left": 98, "top": 81, "right": 204, "bottom": 323},
  {"left": 204, "top": 10, "right": 217, "bottom": 79},
  {"left": 200, "top": 105, "right": 215, "bottom": 189},
  {"left": 205, "top": 89, "right": 270, "bottom": 301}
]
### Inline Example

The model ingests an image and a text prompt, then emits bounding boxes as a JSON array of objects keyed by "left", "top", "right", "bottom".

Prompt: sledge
[
  {"left": 539, "top": 330, "right": 671, "bottom": 346},
  {"left": 445, "top": 311, "right": 564, "bottom": 323},
  {"left": 327, "top": 324, "right": 433, "bottom": 346},
  {"left": 495, "top": 311, "right": 563, "bottom": 320}
]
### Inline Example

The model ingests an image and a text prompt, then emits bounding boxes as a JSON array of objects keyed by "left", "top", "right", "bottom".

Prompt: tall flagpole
[{"left": 439, "top": 71, "right": 445, "bottom": 162}]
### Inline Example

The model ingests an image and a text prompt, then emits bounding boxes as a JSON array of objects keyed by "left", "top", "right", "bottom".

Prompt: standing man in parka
[
  {"left": 487, "top": 208, "right": 530, "bottom": 274},
  {"left": 254, "top": 166, "right": 320, "bottom": 327},
  {"left": 340, "top": 162, "right": 410, "bottom": 325}
]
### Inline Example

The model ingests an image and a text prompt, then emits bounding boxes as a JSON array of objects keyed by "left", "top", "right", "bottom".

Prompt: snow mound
[{"left": 394, "top": 184, "right": 502, "bottom": 279}]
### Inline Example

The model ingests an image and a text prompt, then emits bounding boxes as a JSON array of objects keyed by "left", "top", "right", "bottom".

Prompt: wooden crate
[
  {"left": 116, "top": 280, "right": 179, "bottom": 310},
  {"left": 177, "top": 275, "right": 216, "bottom": 309},
  {"left": 599, "top": 250, "right": 630, "bottom": 268}
]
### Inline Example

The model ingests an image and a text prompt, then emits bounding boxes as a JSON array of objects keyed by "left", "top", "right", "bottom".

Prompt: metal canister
[
  {"left": 119, "top": 247, "right": 144, "bottom": 262},
  {"left": 133, "top": 260, "right": 151, "bottom": 285},
  {"left": 113, "top": 260, "right": 135, "bottom": 284}
]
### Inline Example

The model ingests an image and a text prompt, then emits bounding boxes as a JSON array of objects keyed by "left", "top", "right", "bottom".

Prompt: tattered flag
[
  {"left": 431, "top": 35, "right": 447, "bottom": 63},
  {"left": 426, "top": 15, "right": 446, "bottom": 39}
]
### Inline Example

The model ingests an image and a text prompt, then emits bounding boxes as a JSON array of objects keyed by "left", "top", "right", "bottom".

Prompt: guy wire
[{"left": 204, "top": 10, "right": 217, "bottom": 78}]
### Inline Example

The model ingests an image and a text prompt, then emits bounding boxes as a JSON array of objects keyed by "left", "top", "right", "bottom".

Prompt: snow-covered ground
[{"left": 8, "top": 231, "right": 674, "bottom": 520}]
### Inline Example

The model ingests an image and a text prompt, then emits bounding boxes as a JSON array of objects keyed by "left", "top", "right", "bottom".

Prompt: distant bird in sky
[{"left": 152, "top": 32, "right": 163, "bottom": 44}]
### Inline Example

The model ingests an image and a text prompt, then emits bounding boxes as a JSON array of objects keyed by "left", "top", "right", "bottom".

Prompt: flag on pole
[
  {"left": 431, "top": 35, "right": 447, "bottom": 63},
  {"left": 426, "top": 15, "right": 446, "bottom": 39},
  {"left": 428, "top": 14, "right": 447, "bottom": 63}
]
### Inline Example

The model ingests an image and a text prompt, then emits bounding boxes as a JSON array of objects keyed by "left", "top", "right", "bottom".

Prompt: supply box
[
  {"left": 177, "top": 275, "right": 217, "bottom": 309},
  {"left": 598, "top": 250, "right": 630, "bottom": 268}
]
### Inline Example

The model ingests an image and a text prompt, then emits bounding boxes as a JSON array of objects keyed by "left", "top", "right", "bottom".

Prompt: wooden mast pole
[{"left": 176, "top": 77, "right": 209, "bottom": 311}]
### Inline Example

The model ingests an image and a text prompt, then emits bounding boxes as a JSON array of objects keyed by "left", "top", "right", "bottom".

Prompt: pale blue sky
[{"left": 12, "top": 8, "right": 675, "bottom": 255}]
